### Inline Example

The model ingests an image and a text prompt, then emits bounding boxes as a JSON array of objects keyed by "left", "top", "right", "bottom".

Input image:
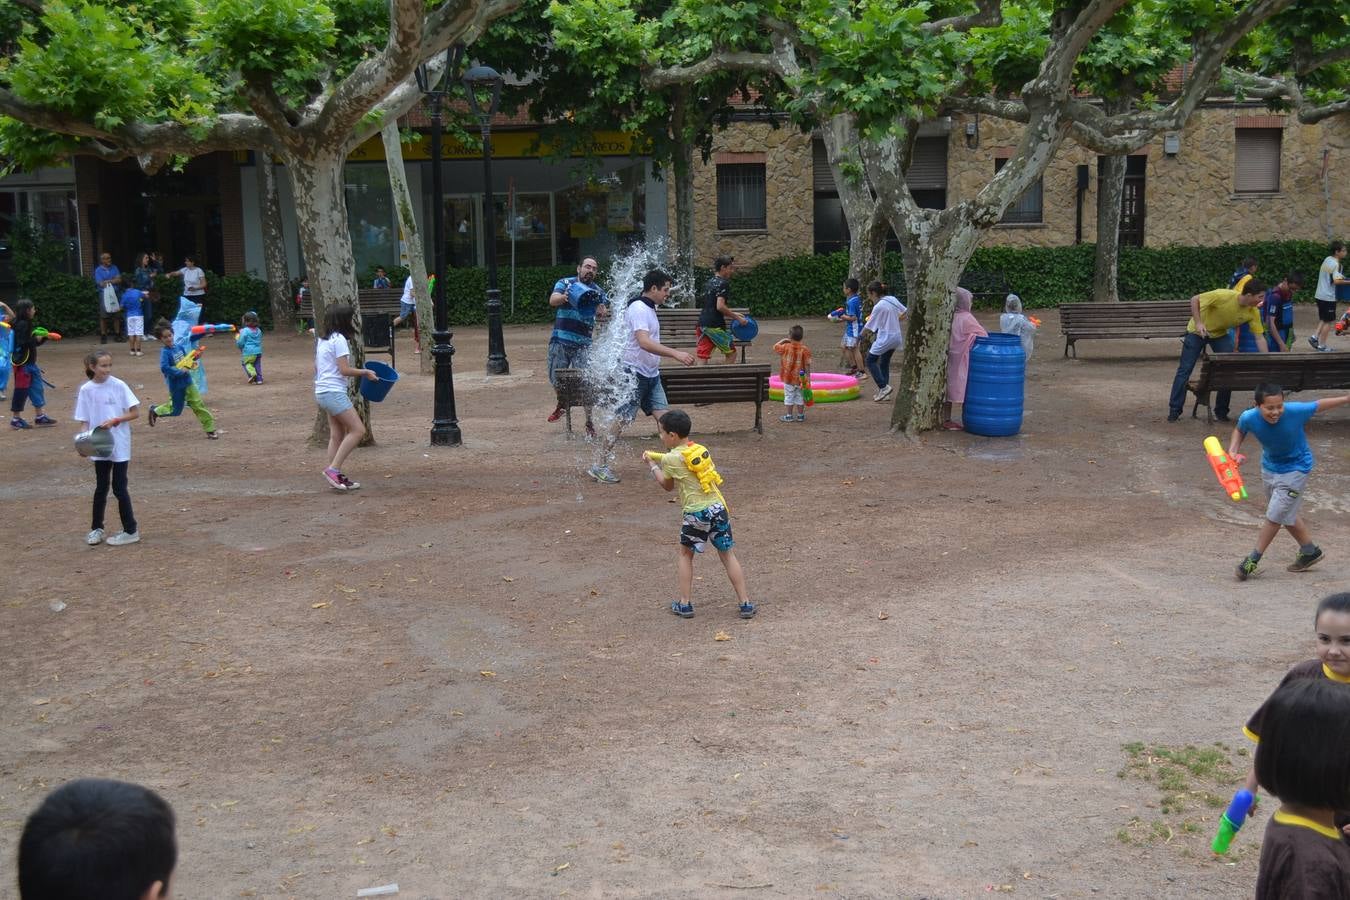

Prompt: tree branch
[
  {"left": 1028, "top": 0, "right": 1131, "bottom": 96},
  {"left": 1296, "top": 44, "right": 1350, "bottom": 77},
  {"left": 1068, "top": 120, "right": 1153, "bottom": 154},
  {"left": 1223, "top": 68, "right": 1350, "bottom": 125},
  {"left": 943, "top": 95, "right": 1029, "bottom": 122},
  {"left": 922, "top": 0, "right": 1003, "bottom": 34},
  {"left": 643, "top": 50, "right": 787, "bottom": 90}
]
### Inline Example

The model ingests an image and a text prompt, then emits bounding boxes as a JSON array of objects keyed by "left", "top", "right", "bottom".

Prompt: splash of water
[{"left": 579, "top": 240, "right": 674, "bottom": 474}]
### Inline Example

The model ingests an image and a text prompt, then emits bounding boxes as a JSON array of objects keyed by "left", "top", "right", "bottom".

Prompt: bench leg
[
  {"left": 754, "top": 399, "right": 763, "bottom": 434},
  {"left": 565, "top": 406, "right": 573, "bottom": 437},
  {"left": 1063, "top": 338, "right": 1077, "bottom": 359}
]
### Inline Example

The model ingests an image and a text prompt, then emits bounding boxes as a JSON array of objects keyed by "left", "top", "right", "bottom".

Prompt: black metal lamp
[
  {"left": 462, "top": 63, "right": 509, "bottom": 376},
  {"left": 416, "top": 45, "right": 464, "bottom": 446}
]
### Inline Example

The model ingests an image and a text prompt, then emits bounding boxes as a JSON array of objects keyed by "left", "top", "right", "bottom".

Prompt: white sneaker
[
  {"left": 86, "top": 528, "right": 105, "bottom": 546},
  {"left": 106, "top": 531, "right": 141, "bottom": 546},
  {"left": 877, "top": 384, "right": 895, "bottom": 401}
]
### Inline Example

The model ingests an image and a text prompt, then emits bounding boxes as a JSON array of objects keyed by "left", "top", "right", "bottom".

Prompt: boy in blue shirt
[
  {"left": 121, "top": 287, "right": 145, "bottom": 357},
  {"left": 1230, "top": 383, "right": 1350, "bottom": 580},
  {"left": 1261, "top": 273, "right": 1304, "bottom": 352}
]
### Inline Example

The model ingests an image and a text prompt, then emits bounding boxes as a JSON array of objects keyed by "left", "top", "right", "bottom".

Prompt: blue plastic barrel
[
  {"left": 962, "top": 333, "right": 1025, "bottom": 436},
  {"left": 359, "top": 360, "right": 399, "bottom": 402},
  {"left": 1336, "top": 281, "right": 1350, "bottom": 303}
]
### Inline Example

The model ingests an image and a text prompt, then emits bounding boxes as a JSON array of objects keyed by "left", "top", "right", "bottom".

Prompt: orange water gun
[
  {"left": 32, "top": 327, "right": 62, "bottom": 340},
  {"left": 1204, "top": 436, "right": 1247, "bottom": 501},
  {"left": 1027, "top": 316, "right": 1042, "bottom": 327}
]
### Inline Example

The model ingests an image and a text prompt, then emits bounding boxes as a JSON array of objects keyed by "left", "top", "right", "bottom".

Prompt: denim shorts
[
  {"left": 616, "top": 370, "right": 667, "bottom": 422},
  {"left": 399, "top": 301, "right": 417, "bottom": 319},
  {"left": 316, "top": 390, "right": 353, "bottom": 416},
  {"left": 680, "top": 503, "right": 734, "bottom": 553},
  {"left": 547, "top": 340, "right": 589, "bottom": 387}
]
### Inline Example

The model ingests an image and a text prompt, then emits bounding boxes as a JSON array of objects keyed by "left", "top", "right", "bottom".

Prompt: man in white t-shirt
[
  {"left": 588, "top": 269, "right": 694, "bottom": 484},
  {"left": 168, "top": 255, "right": 208, "bottom": 307},
  {"left": 1311, "top": 240, "right": 1349, "bottom": 351}
]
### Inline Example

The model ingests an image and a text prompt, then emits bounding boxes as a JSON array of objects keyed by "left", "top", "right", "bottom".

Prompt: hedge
[{"left": 22, "top": 239, "right": 1334, "bottom": 335}]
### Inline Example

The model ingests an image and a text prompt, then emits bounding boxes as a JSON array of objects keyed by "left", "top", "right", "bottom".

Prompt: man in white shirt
[
  {"left": 1311, "top": 240, "right": 1349, "bottom": 352},
  {"left": 589, "top": 269, "right": 694, "bottom": 484}
]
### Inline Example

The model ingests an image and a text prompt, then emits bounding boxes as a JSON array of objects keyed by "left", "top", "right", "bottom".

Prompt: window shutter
[
  {"left": 812, "top": 140, "right": 836, "bottom": 192},
  {"left": 1234, "top": 128, "right": 1281, "bottom": 193},
  {"left": 905, "top": 137, "right": 948, "bottom": 190}
]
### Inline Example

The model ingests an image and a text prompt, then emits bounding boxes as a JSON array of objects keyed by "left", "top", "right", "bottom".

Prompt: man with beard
[{"left": 547, "top": 257, "right": 610, "bottom": 433}]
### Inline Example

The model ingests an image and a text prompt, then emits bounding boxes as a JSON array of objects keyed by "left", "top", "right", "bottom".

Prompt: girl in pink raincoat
[{"left": 943, "top": 286, "right": 987, "bottom": 431}]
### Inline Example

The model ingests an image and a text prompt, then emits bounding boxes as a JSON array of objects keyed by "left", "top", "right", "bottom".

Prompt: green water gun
[{"left": 1211, "top": 789, "right": 1254, "bottom": 855}]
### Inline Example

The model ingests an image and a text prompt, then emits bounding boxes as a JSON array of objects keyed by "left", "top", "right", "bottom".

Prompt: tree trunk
[
  {"left": 820, "top": 115, "right": 887, "bottom": 286},
  {"left": 283, "top": 149, "right": 375, "bottom": 447},
  {"left": 670, "top": 88, "right": 697, "bottom": 307},
  {"left": 255, "top": 150, "right": 295, "bottom": 328},
  {"left": 382, "top": 123, "right": 434, "bottom": 374},
  {"left": 1092, "top": 97, "right": 1134, "bottom": 303},
  {"left": 888, "top": 221, "right": 984, "bottom": 435}
]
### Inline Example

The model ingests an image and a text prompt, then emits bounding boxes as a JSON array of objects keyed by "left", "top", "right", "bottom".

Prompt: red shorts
[{"left": 695, "top": 327, "right": 734, "bottom": 359}]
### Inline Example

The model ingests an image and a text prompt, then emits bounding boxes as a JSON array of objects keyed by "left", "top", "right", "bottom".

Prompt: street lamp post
[
  {"left": 416, "top": 47, "right": 463, "bottom": 446},
  {"left": 463, "top": 64, "right": 509, "bottom": 376}
]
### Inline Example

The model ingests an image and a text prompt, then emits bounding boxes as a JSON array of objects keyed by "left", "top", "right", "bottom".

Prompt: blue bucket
[
  {"left": 360, "top": 360, "right": 399, "bottom": 402},
  {"left": 730, "top": 316, "right": 759, "bottom": 342}
]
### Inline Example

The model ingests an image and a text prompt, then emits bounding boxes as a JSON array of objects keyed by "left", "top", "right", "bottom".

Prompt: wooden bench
[
  {"left": 296, "top": 287, "right": 406, "bottom": 366},
  {"left": 657, "top": 307, "right": 752, "bottom": 362},
  {"left": 554, "top": 364, "right": 772, "bottom": 435},
  {"left": 1188, "top": 352, "right": 1350, "bottom": 422},
  {"left": 1059, "top": 300, "right": 1193, "bottom": 358}
]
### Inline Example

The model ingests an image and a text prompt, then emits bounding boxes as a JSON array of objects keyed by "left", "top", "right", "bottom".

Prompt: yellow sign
[{"left": 345, "top": 130, "right": 639, "bottom": 163}]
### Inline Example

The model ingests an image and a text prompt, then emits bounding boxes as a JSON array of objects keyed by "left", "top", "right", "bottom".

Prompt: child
[
  {"left": 1242, "top": 592, "right": 1350, "bottom": 834},
  {"left": 1260, "top": 273, "right": 1304, "bottom": 352},
  {"left": 942, "top": 287, "right": 987, "bottom": 431},
  {"left": 1229, "top": 256, "right": 1258, "bottom": 292},
  {"left": 999, "top": 293, "right": 1037, "bottom": 361},
  {"left": 147, "top": 320, "right": 217, "bottom": 439},
  {"left": 830, "top": 278, "right": 868, "bottom": 380},
  {"left": 1312, "top": 240, "right": 1350, "bottom": 352},
  {"left": 372, "top": 266, "right": 391, "bottom": 289},
  {"left": 9, "top": 299, "right": 58, "bottom": 429},
  {"left": 863, "top": 280, "right": 907, "bottom": 401},
  {"left": 773, "top": 325, "right": 812, "bottom": 422},
  {"left": 0, "top": 299, "right": 13, "bottom": 402},
  {"left": 19, "top": 777, "right": 177, "bottom": 900},
  {"left": 1252, "top": 679, "right": 1350, "bottom": 897},
  {"left": 314, "top": 303, "right": 377, "bottom": 491},
  {"left": 236, "top": 310, "right": 264, "bottom": 384},
  {"left": 74, "top": 349, "right": 140, "bottom": 546},
  {"left": 1231, "top": 384, "right": 1350, "bottom": 580},
  {"left": 121, "top": 287, "right": 145, "bottom": 357},
  {"left": 642, "top": 409, "right": 755, "bottom": 620}
]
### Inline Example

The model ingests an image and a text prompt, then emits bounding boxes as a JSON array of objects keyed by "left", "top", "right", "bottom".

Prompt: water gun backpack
[{"left": 678, "top": 441, "right": 724, "bottom": 494}]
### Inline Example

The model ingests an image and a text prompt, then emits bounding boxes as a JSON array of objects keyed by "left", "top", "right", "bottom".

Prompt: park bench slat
[
  {"left": 296, "top": 287, "right": 405, "bottom": 367},
  {"left": 1059, "top": 301, "right": 1193, "bottom": 358},
  {"left": 656, "top": 307, "right": 752, "bottom": 362},
  {"left": 1187, "top": 352, "right": 1350, "bottom": 422},
  {"left": 555, "top": 364, "right": 772, "bottom": 435}
]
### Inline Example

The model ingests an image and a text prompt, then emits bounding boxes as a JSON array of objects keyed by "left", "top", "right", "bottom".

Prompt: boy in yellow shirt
[{"left": 644, "top": 409, "right": 756, "bottom": 620}]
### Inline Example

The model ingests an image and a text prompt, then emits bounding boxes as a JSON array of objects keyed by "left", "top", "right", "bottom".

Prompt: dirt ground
[{"left": 3, "top": 306, "right": 1349, "bottom": 899}]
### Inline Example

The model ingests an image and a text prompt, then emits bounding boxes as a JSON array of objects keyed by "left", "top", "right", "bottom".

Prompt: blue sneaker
[
  {"left": 11, "top": 417, "right": 31, "bottom": 430},
  {"left": 739, "top": 602, "right": 757, "bottom": 619},
  {"left": 670, "top": 601, "right": 694, "bottom": 619}
]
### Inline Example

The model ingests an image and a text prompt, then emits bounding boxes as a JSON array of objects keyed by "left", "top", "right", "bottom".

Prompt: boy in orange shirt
[{"left": 773, "top": 325, "right": 812, "bottom": 422}]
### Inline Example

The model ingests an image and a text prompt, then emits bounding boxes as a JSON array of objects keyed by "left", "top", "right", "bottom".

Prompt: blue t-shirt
[
  {"left": 120, "top": 288, "right": 143, "bottom": 317},
  {"left": 1265, "top": 285, "right": 1294, "bottom": 329},
  {"left": 1237, "top": 400, "right": 1318, "bottom": 474},
  {"left": 550, "top": 276, "right": 608, "bottom": 346},
  {"left": 845, "top": 294, "right": 863, "bottom": 339}
]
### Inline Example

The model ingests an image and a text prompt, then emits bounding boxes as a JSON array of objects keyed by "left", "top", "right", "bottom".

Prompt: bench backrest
[
  {"left": 297, "top": 287, "right": 405, "bottom": 318},
  {"left": 1196, "top": 353, "right": 1350, "bottom": 393},
  {"left": 1059, "top": 301, "right": 1192, "bottom": 327},
  {"left": 657, "top": 307, "right": 751, "bottom": 342},
  {"left": 660, "top": 364, "right": 770, "bottom": 402}
]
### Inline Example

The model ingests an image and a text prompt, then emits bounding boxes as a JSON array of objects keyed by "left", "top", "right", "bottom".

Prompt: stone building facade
[{"left": 676, "top": 104, "right": 1350, "bottom": 267}]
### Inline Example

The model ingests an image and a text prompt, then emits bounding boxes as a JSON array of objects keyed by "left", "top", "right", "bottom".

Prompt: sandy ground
[{"left": 2, "top": 306, "right": 1349, "bottom": 899}]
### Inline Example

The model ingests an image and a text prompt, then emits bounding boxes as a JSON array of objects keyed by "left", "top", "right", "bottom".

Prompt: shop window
[
  {"left": 994, "top": 158, "right": 1043, "bottom": 224},
  {"left": 344, "top": 164, "right": 397, "bottom": 277},
  {"left": 1234, "top": 128, "right": 1281, "bottom": 193},
  {"left": 716, "top": 163, "right": 766, "bottom": 231}
]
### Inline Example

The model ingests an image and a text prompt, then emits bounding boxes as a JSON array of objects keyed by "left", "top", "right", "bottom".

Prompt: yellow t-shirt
[
  {"left": 1187, "top": 289, "right": 1264, "bottom": 336},
  {"left": 658, "top": 447, "right": 726, "bottom": 512}
]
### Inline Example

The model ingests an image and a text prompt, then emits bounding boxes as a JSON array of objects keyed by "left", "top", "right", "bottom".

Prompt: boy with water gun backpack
[{"left": 643, "top": 409, "right": 756, "bottom": 620}]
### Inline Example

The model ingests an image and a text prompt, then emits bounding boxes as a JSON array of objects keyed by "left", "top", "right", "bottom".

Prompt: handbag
[{"left": 101, "top": 283, "right": 121, "bottom": 314}]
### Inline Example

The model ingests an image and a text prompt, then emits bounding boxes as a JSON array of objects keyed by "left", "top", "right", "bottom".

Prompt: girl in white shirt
[
  {"left": 314, "top": 304, "right": 377, "bottom": 492},
  {"left": 74, "top": 349, "right": 141, "bottom": 545}
]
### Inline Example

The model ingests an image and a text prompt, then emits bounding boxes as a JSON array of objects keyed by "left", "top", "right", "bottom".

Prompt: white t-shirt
[
  {"left": 863, "top": 295, "right": 907, "bottom": 355},
  {"left": 181, "top": 266, "right": 207, "bottom": 296},
  {"left": 400, "top": 275, "right": 415, "bottom": 305},
  {"left": 314, "top": 333, "right": 351, "bottom": 394},
  {"left": 622, "top": 298, "right": 662, "bottom": 377},
  {"left": 74, "top": 376, "right": 139, "bottom": 463},
  {"left": 1316, "top": 255, "right": 1344, "bottom": 302}
]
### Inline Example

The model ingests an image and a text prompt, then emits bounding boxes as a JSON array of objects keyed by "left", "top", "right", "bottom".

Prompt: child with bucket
[{"left": 314, "top": 304, "right": 379, "bottom": 492}]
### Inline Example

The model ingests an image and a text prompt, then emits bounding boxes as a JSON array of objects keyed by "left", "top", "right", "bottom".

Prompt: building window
[
  {"left": 716, "top": 163, "right": 766, "bottom": 230},
  {"left": 1234, "top": 128, "right": 1281, "bottom": 193},
  {"left": 994, "top": 158, "right": 1043, "bottom": 224}
]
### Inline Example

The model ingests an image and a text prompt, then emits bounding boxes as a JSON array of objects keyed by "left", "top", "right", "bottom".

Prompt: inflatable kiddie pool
[{"left": 768, "top": 372, "right": 860, "bottom": 403}]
